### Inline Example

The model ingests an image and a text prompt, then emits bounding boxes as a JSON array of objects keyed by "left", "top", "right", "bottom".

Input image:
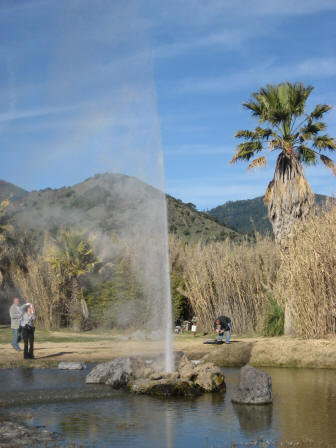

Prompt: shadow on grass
[{"left": 36, "top": 352, "right": 74, "bottom": 359}]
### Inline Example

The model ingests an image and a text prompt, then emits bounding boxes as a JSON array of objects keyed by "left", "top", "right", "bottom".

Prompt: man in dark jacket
[{"left": 214, "top": 315, "right": 232, "bottom": 344}]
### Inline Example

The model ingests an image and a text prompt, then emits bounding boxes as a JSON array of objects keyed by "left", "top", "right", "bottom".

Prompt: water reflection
[
  {"left": 165, "top": 405, "right": 174, "bottom": 448},
  {"left": 3, "top": 367, "right": 336, "bottom": 447},
  {"left": 232, "top": 403, "right": 272, "bottom": 436},
  {"left": 265, "top": 368, "right": 336, "bottom": 443}
]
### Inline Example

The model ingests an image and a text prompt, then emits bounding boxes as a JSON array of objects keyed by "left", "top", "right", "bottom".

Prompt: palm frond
[
  {"left": 233, "top": 82, "right": 335, "bottom": 170},
  {"left": 230, "top": 141, "right": 263, "bottom": 164},
  {"left": 309, "top": 104, "right": 332, "bottom": 120},
  {"left": 297, "top": 145, "right": 317, "bottom": 165},
  {"left": 300, "top": 121, "right": 326, "bottom": 141},
  {"left": 247, "top": 156, "right": 267, "bottom": 171},
  {"left": 234, "top": 129, "right": 256, "bottom": 140},
  {"left": 320, "top": 154, "right": 336, "bottom": 176},
  {"left": 313, "top": 135, "right": 336, "bottom": 151}
]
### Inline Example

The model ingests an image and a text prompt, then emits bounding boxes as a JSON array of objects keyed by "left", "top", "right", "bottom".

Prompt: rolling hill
[
  {"left": 208, "top": 194, "right": 329, "bottom": 235},
  {"left": 0, "top": 174, "right": 239, "bottom": 243}
]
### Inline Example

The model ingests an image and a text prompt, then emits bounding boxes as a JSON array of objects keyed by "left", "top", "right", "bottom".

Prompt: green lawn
[
  {"left": 0, "top": 325, "right": 220, "bottom": 345},
  {"left": 0, "top": 326, "right": 119, "bottom": 344}
]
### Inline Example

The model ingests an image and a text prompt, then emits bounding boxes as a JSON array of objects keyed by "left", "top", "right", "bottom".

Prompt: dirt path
[{"left": 1, "top": 330, "right": 336, "bottom": 369}]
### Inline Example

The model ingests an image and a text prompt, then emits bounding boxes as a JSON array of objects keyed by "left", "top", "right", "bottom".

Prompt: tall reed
[
  {"left": 170, "top": 235, "right": 280, "bottom": 334},
  {"left": 276, "top": 202, "right": 336, "bottom": 338}
]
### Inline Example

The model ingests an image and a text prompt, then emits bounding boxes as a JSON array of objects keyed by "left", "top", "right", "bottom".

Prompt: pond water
[{"left": 1, "top": 366, "right": 336, "bottom": 447}]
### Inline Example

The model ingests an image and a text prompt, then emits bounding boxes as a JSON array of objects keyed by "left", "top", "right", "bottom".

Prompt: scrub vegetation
[
  {"left": 170, "top": 201, "right": 336, "bottom": 338},
  {"left": 1, "top": 184, "right": 336, "bottom": 338}
]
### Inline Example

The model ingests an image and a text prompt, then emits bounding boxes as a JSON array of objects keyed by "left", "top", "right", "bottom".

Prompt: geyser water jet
[{"left": 1, "top": 0, "right": 174, "bottom": 371}]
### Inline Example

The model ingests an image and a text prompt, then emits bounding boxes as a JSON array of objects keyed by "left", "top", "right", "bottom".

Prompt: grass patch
[
  {"left": 262, "top": 298, "right": 284, "bottom": 337},
  {"left": 0, "top": 327, "right": 118, "bottom": 344}
]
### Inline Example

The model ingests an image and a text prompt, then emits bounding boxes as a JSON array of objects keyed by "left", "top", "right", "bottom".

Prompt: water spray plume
[{"left": 1, "top": 0, "right": 174, "bottom": 371}]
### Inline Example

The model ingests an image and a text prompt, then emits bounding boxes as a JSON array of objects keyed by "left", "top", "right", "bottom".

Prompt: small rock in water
[
  {"left": 86, "top": 358, "right": 132, "bottom": 387},
  {"left": 58, "top": 362, "right": 86, "bottom": 370},
  {"left": 231, "top": 365, "right": 272, "bottom": 405}
]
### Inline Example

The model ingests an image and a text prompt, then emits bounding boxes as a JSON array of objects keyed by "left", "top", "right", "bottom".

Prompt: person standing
[
  {"left": 214, "top": 315, "right": 232, "bottom": 344},
  {"left": 22, "top": 303, "right": 36, "bottom": 359},
  {"left": 9, "top": 297, "right": 23, "bottom": 351}
]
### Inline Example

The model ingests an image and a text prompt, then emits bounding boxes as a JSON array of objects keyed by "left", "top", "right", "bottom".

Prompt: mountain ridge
[
  {"left": 208, "top": 194, "right": 330, "bottom": 235},
  {"left": 0, "top": 174, "right": 239, "bottom": 242}
]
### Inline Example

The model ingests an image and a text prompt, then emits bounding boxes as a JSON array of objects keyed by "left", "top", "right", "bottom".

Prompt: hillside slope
[
  {"left": 0, "top": 173, "right": 239, "bottom": 242},
  {"left": 208, "top": 194, "right": 329, "bottom": 235},
  {"left": 0, "top": 180, "right": 28, "bottom": 202}
]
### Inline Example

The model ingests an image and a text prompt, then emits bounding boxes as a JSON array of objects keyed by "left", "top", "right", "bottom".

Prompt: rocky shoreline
[
  {"left": 0, "top": 419, "right": 58, "bottom": 448},
  {"left": 86, "top": 352, "right": 226, "bottom": 396}
]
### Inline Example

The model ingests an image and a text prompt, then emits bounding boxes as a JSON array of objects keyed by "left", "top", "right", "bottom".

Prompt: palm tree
[
  {"left": 231, "top": 82, "right": 336, "bottom": 242},
  {"left": 46, "top": 228, "right": 98, "bottom": 330}
]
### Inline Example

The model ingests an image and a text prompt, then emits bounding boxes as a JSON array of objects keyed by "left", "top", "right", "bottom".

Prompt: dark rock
[
  {"left": 231, "top": 365, "right": 272, "bottom": 404},
  {"left": 86, "top": 358, "right": 132, "bottom": 387},
  {"left": 128, "top": 378, "right": 201, "bottom": 397},
  {"left": 0, "top": 420, "right": 57, "bottom": 447}
]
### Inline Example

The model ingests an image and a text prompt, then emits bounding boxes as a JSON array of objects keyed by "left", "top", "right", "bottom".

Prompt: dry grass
[
  {"left": 276, "top": 202, "right": 336, "bottom": 338},
  {"left": 171, "top": 203, "right": 336, "bottom": 339},
  {"left": 170, "top": 235, "right": 280, "bottom": 334},
  {"left": 10, "top": 254, "right": 68, "bottom": 329}
]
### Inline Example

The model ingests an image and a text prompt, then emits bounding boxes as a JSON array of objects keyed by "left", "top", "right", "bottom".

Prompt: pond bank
[
  {"left": 0, "top": 329, "right": 335, "bottom": 369},
  {"left": 0, "top": 418, "right": 58, "bottom": 447}
]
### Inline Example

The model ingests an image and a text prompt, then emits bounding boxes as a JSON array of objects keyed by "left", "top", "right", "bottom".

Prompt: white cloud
[
  {"left": 0, "top": 104, "right": 81, "bottom": 123},
  {"left": 164, "top": 144, "right": 233, "bottom": 156},
  {"left": 175, "top": 57, "right": 336, "bottom": 94}
]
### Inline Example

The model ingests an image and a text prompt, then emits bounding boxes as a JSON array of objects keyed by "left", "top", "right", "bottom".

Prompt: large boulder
[
  {"left": 86, "top": 358, "right": 133, "bottom": 387},
  {"left": 193, "top": 362, "right": 225, "bottom": 392},
  {"left": 231, "top": 365, "right": 272, "bottom": 405},
  {"left": 86, "top": 354, "right": 226, "bottom": 397},
  {"left": 128, "top": 378, "right": 201, "bottom": 397}
]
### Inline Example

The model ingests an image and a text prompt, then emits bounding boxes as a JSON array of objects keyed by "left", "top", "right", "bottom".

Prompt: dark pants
[{"left": 23, "top": 326, "right": 35, "bottom": 358}]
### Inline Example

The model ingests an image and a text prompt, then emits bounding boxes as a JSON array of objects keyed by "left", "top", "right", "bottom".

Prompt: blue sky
[{"left": 1, "top": 0, "right": 336, "bottom": 209}]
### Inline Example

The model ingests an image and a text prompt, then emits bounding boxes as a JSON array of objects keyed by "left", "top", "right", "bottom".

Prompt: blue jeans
[
  {"left": 218, "top": 323, "right": 231, "bottom": 343},
  {"left": 12, "top": 328, "right": 20, "bottom": 350}
]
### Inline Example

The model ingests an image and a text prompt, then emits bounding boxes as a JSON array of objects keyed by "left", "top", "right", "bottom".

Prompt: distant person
[
  {"left": 214, "top": 315, "right": 232, "bottom": 344},
  {"left": 22, "top": 303, "right": 36, "bottom": 359},
  {"left": 9, "top": 297, "right": 23, "bottom": 351}
]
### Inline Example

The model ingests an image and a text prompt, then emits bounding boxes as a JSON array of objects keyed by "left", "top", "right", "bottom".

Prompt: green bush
[
  {"left": 262, "top": 297, "right": 284, "bottom": 336},
  {"left": 170, "top": 273, "right": 190, "bottom": 323}
]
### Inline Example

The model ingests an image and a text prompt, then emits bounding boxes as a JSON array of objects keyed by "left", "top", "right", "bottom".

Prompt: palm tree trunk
[
  {"left": 71, "top": 276, "right": 82, "bottom": 331},
  {"left": 265, "top": 151, "right": 314, "bottom": 334},
  {"left": 265, "top": 151, "right": 314, "bottom": 244}
]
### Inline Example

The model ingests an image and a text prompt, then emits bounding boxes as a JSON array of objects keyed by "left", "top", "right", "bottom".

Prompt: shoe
[
  {"left": 24, "top": 356, "right": 30, "bottom": 359},
  {"left": 16, "top": 347, "right": 21, "bottom": 351},
  {"left": 29, "top": 355, "right": 35, "bottom": 359},
  {"left": 11, "top": 343, "right": 17, "bottom": 351}
]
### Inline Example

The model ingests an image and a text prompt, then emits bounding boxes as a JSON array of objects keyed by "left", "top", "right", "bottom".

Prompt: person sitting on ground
[
  {"left": 214, "top": 315, "right": 232, "bottom": 344},
  {"left": 9, "top": 297, "right": 23, "bottom": 351},
  {"left": 21, "top": 303, "right": 36, "bottom": 359}
]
